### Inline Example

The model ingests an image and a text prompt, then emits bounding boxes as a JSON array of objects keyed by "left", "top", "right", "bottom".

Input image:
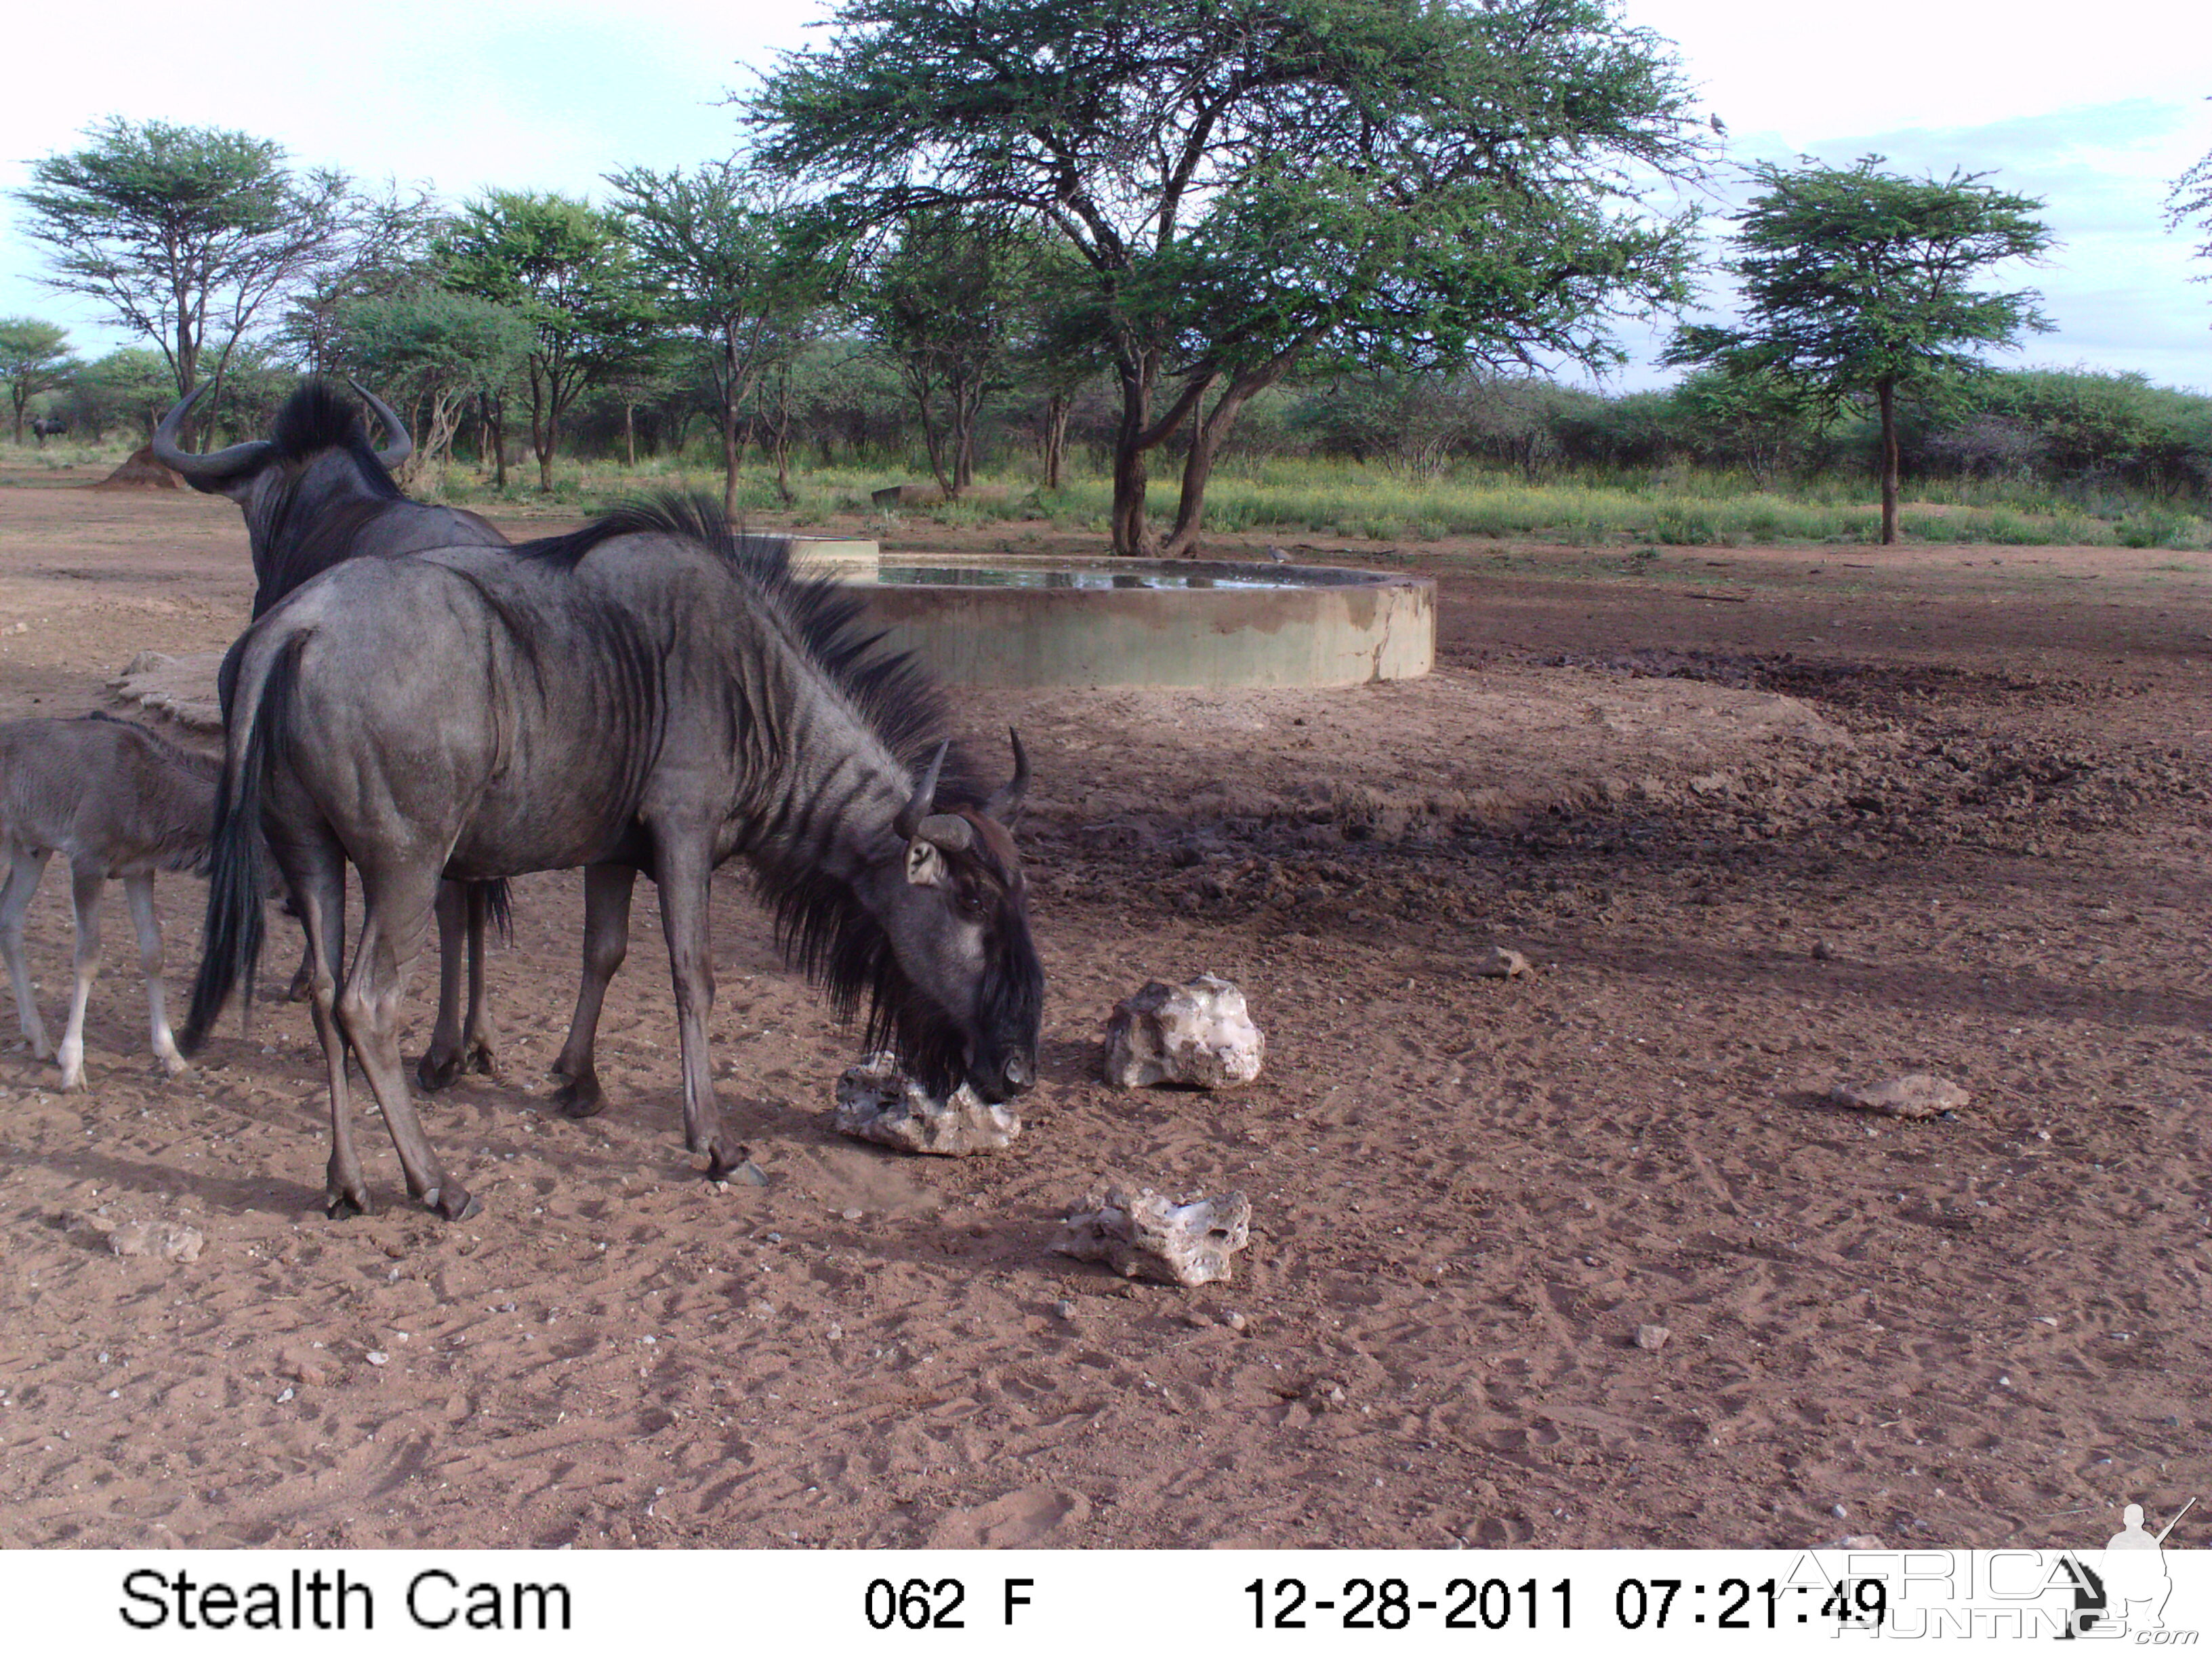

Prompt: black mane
[
  {"left": 520, "top": 493, "right": 994, "bottom": 1092},
  {"left": 268, "top": 380, "right": 397, "bottom": 491}
]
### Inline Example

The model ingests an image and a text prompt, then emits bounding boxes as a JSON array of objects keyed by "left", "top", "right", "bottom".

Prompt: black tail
[
  {"left": 478, "top": 878, "right": 513, "bottom": 947},
  {"left": 181, "top": 632, "right": 304, "bottom": 1054}
]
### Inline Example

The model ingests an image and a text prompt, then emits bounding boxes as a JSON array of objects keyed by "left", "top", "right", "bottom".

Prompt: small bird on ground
[{"left": 1265, "top": 545, "right": 1291, "bottom": 565}]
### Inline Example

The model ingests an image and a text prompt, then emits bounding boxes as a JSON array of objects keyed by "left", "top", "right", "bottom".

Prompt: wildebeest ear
[{"left": 905, "top": 838, "right": 946, "bottom": 888}]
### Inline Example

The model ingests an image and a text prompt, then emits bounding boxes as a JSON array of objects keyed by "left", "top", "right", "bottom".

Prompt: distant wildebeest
[
  {"left": 152, "top": 380, "right": 510, "bottom": 1087},
  {"left": 29, "top": 416, "right": 66, "bottom": 447},
  {"left": 182, "top": 497, "right": 1042, "bottom": 1221},
  {"left": 1, "top": 714, "right": 216, "bottom": 1090}
]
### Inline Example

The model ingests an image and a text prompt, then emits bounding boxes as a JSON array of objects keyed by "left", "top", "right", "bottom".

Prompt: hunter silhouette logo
[{"left": 2059, "top": 1496, "right": 2196, "bottom": 1639}]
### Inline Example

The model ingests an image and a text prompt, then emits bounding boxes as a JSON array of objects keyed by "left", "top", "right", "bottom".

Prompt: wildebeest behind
[
  {"left": 152, "top": 378, "right": 510, "bottom": 1088},
  {"left": 1, "top": 714, "right": 218, "bottom": 1090},
  {"left": 152, "top": 379, "right": 504, "bottom": 618},
  {"left": 30, "top": 416, "right": 66, "bottom": 447},
  {"left": 182, "top": 497, "right": 1043, "bottom": 1221}
]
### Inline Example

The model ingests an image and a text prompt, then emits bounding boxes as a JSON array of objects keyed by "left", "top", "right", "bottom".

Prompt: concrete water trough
[{"left": 835, "top": 552, "right": 1434, "bottom": 689}]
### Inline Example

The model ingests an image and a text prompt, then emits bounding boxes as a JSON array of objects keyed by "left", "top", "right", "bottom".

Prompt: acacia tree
[
  {"left": 11, "top": 119, "right": 359, "bottom": 438},
  {"left": 2170, "top": 146, "right": 2212, "bottom": 309},
  {"left": 752, "top": 0, "right": 1706, "bottom": 554},
  {"left": 857, "top": 209, "right": 1044, "bottom": 496},
  {"left": 605, "top": 162, "right": 829, "bottom": 515},
  {"left": 1666, "top": 156, "right": 2053, "bottom": 544},
  {"left": 438, "top": 192, "right": 653, "bottom": 491},
  {"left": 327, "top": 291, "right": 534, "bottom": 485},
  {"left": 0, "top": 319, "right": 81, "bottom": 444}
]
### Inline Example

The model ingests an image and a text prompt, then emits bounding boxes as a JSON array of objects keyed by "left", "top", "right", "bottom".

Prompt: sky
[{"left": 1, "top": 0, "right": 2208, "bottom": 393}]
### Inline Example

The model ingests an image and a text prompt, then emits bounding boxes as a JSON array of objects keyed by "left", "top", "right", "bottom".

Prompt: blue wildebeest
[
  {"left": 182, "top": 497, "right": 1042, "bottom": 1221},
  {"left": 30, "top": 417, "right": 66, "bottom": 447},
  {"left": 1, "top": 714, "right": 218, "bottom": 1089},
  {"left": 152, "top": 380, "right": 510, "bottom": 1088}
]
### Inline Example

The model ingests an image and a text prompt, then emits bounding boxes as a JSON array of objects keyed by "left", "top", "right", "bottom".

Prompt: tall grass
[{"left": 20, "top": 428, "right": 2200, "bottom": 549}]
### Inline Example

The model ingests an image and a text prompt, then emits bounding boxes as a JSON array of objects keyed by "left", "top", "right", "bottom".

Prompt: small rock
[
  {"left": 275, "top": 1387, "right": 295, "bottom": 1404},
  {"left": 1829, "top": 1073, "right": 1970, "bottom": 1120},
  {"left": 1054, "top": 1181, "right": 1252, "bottom": 1287},
  {"left": 107, "top": 1221, "right": 203, "bottom": 1263},
  {"left": 1103, "top": 974, "right": 1264, "bottom": 1090},
  {"left": 1635, "top": 1323, "right": 1672, "bottom": 1352},
  {"left": 1828, "top": 1534, "right": 1883, "bottom": 1550},
  {"left": 1225, "top": 1311, "right": 1249, "bottom": 1333},
  {"left": 840, "top": 1207, "right": 865, "bottom": 1223},
  {"left": 365, "top": 1351, "right": 389, "bottom": 1366},
  {"left": 1309, "top": 1380, "right": 1349, "bottom": 1412},
  {"left": 1811, "top": 940, "right": 1835, "bottom": 961},
  {"left": 833, "top": 1052, "right": 1021, "bottom": 1155},
  {"left": 729, "top": 1160, "right": 770, "bottom": 1187},
  {"left": 1054, "top": 1299, "right": 1078, "bottom": 1322},
  {"left": 1832, "top": 1503, "right": 1849, "bottom": 1519},
  {"left": 1472, "top": 945, "right": 1531, "bottom": 979}
]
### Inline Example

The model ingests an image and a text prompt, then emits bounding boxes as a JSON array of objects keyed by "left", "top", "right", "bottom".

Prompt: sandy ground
[{"left": 0, "top": 460, "right": 2208, "bottom": 1552}]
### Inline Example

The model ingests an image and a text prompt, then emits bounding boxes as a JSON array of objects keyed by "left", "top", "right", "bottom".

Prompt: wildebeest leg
[
  {"left": 289, "top": 840, "right": 371, "bottom": 1216},
  {"left": 56, "top": 863, "right": 106, "bottom": 1091},
  {"left": 338, "top": 861, "right": 476, "bottom": 1221},
  {"left": 415, "top": 881, "right": 471, "bottom": 1091},
  {"left": 285, "top": 941, "right": 315, "bottom": 1004},
  {"left": 552, "top": 863, "right": 634, "bottom": 1120},
  {"left": 653, "top": 843, "right": 740, "bottom": 1178},
  {"left": 0, "top": 849, "right": 54, "bottom": 1060},
  {"left": 458, "top": 881, "right": 499, "bottom": 1078},
  {"left": 122, "top": 874, "right": 186, "bottom": 1078}
]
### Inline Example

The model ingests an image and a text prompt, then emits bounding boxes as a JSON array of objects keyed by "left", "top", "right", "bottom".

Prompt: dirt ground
[{"left": 0, "top": 462, "right": 2207, "bottom": 1552}]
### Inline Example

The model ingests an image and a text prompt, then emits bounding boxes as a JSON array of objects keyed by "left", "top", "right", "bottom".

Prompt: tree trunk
[
  {"left": 623, "top": 402, "right": 636, "bottom": 468},
  {"left": 1877, "top": 378, "right": 1900, "bottom": 546},
  {"left": 1042, "top": 392, "right": 1069, "bottom": 491},
  {"left": 1159, "top": 354, "right": 1297, "bottom": 558},
  {"left": 1109, "top": 352, "right": 1154, "bottom": 553}
]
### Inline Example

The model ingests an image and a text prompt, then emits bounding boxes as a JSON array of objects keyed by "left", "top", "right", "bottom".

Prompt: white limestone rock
[
  {"left": 1053, "top": 1181, "right": 1252, "bottom": 1287},
  {"left": 1103, "top": 974, "right": 1263, "bottom": 1090},
  {"left": 832, "top": 1052, "right": 1021, "bottom": 1155}
]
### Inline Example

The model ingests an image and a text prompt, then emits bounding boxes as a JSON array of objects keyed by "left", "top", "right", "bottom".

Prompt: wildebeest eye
[{"left": 952, "top": 884, "right": 989, "bottom": 920}]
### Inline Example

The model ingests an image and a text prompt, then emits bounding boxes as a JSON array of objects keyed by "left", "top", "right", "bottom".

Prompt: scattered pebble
[
  {"left": 365, "top": 1352, "right": 389, "bottom": 1366},
  {"left": 1054, "top": 1299, "right": 1078, "bottom": 1322},
  {"left": 1636, "top": 1323, "right": 1672, "bottom": 1352}
]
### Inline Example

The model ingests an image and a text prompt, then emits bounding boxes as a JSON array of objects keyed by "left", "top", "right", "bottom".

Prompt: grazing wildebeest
[
  {"left": 30, "top": 416, "right": 66, "bottom": 447},
  {"left": 152, "top": 379, "right": 510, "bottom": 1087},
  {"left": 1, "top": 714, "right": 217, "bottom": 1089},
  {"left": 182, "top": 497, "right": 1042, "bottom": 1221}
]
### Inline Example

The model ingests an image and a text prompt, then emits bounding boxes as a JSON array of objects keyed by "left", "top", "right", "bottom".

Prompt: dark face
[{"left": 880, "top": 808, "right": 1044, "bottom": 1103}]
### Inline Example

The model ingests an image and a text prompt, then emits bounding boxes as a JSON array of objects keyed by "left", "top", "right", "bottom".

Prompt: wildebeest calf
[{"left": 0, "top": 714, "right": 217, "bottom": 1089}]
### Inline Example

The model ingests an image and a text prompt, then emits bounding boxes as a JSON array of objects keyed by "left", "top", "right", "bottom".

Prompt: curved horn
[
  {"left": 150, "top": 383, "right": 273, "bottom": 484},
  {"left": 346, "top": 377, "right": 413, "bottom": 470},
  {"left": 895, "top": 742, "right": 950, "bottom": 840},
  {"left": 983, "top": 727, "right": 1029, "bottom": 819}
]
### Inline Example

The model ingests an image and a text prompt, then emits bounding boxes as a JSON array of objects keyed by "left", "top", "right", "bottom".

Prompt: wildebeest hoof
[
  {"left": 705, "top": 1143, "right": 752, "bottom": 1183},
  {"left": 325, "top": 1189, "right": 370, "bottom": 1220},
  {"left": 553, "top": 1076, "right": 606, "bottom": 1119},
  {"left": 466, "top": 1041, "right": 503, "bottom": 1081},
  {"left": 284, "top": 966, "right": 312, "bottom": 1003},
  {"left": 430, "top": 1184, "right": 480, "bottom": 1222},
  {"left": 415, "top": 1049, "right": 464, "bottom": 1092},
  {"left": 158, "top": 1051, "right": 188, "bottom": 1078}
]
